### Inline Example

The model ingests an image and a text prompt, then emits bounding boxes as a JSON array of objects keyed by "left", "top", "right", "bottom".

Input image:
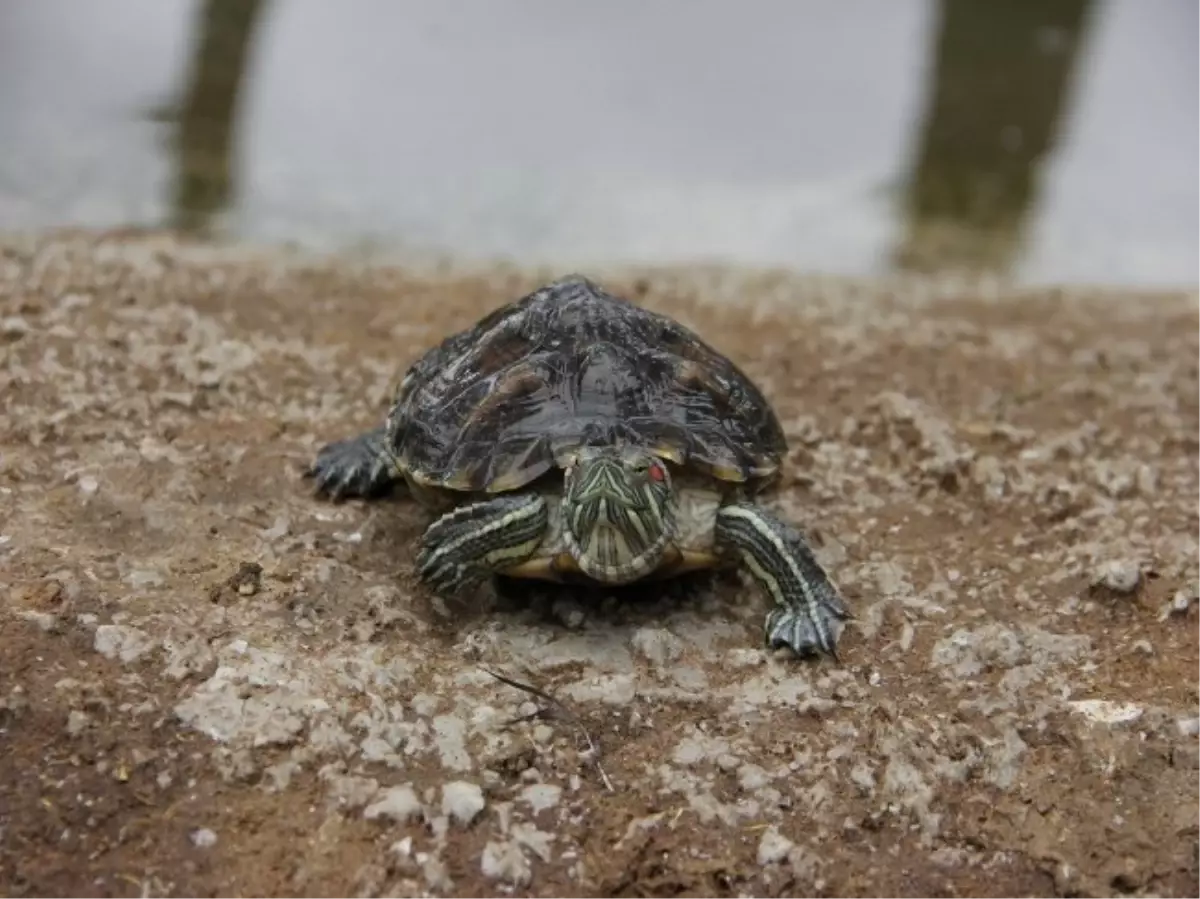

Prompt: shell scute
[{"left": 391, "top": 276, "right": 786, "bottom": 492}]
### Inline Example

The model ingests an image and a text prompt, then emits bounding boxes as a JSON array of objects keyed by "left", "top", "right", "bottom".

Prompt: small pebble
[
  {"left": 442, "top": 780, "right": 486, "bottom": 826},
  {"left": 1158, "top": 589, "right": 1197, "bottom": 621},
  {"left": 1176, "top": 717, "right": 1199, "bottom": 737},
  {"left": 519, "top": 783, "right": 562, "bottom": 814},
  {"left": 1069, "top": 699, "right": 1144, "bottom": 726},
  {"left": 20, "top": 611, "right": 58, "bottom": 632},
  {"left": 65, "top": 710, "right": 90, "bottom": 736},
  {"left": 737, "top": 763, "right": 770, "bottom": 791},
  {"left": 364, "top": 785, "right": 422, "bottom": 823},
  {"left": 190, "top": 828, "right": 218, "bottom": 849},
  {"left": 757, "top": 826, "right": 795, "bottom": 865},
  {"left": 630, "top": 627, "right": 684, "bottom": 666},
  {"left": 715, "top": 752, "right": 741, "bottom": 772},
  {"left": 670, "top": 665, "right": 708, "bottom": 690},
  {"left": 1094, "top": 559, "right": 1141, "bottom": 594},
  {"left": 0, "top": 315, "right": 31, "bottom": 338},
  {"left": 481, "top": 839, "right": 531, "bottom": 886}
]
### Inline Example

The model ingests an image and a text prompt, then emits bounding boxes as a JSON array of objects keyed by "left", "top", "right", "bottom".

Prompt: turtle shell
[{"left": 388, "top": 276, "right": 787, "bottom": 493}]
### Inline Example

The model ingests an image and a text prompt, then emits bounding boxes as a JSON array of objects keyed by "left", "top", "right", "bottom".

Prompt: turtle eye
[{"left": 647, "top": 461, "right": 666, "bottom": 483}]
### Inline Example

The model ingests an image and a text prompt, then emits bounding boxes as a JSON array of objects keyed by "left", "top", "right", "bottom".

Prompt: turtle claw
[
  {"left": 765, "top": 602, "right": 849, "bottom": 661},
  {"left": 307, "top": 427, "right": 397, "bottom": 500}
]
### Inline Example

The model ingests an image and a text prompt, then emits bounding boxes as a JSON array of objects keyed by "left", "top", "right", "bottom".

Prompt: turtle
[{"left": 307, "top": 275, "right": 850, "bottom": 659}]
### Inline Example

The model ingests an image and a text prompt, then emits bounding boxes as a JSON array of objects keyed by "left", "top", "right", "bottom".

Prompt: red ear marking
[{"left": 648, "top": 461, "right": 666, "bottom": 482}]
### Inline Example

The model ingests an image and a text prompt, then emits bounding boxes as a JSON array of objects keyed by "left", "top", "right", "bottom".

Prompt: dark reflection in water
[
  {"left": 896, "top": 0, "right": 1095, "bottom": 275},
  {"left": 0, "top": 0, "right": 1193, "bottom": 286},
  {"left": 169, "top": 0, "right": 267, "bottom": 233}
]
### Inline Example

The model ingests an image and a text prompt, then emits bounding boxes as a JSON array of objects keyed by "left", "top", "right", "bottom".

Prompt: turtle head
[{"left": 561, "top": 446, "right": 676, "bottom": 584}]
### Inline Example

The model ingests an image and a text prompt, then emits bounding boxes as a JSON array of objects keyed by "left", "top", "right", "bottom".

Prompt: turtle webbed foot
[
  {"left": 765, "top": 598, "right": 850, "bottom": 660},
  {"left": 715, "top": 502, "right": 851, "bottom": 661},
  {"left": 307, "top": 426, "right": 397, "bottom": 500}
]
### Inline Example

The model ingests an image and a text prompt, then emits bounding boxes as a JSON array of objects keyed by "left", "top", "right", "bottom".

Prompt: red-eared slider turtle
[{"left": 307, "top": 276, "right": 850, "bottom": 659}]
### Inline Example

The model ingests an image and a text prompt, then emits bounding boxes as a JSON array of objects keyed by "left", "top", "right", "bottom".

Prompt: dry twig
[{"left": 481, "top": 666, "right": 615, "bottom": 792}]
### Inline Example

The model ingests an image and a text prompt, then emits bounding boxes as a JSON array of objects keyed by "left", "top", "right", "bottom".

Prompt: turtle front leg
[
  {"left": 715, "top": 502, "right": 851, "bottom": 660},
  {"left": 417, "top": 494, "right": 549, "bottom": 595},
  {"left": 307, "top": 427, "right": 399, "bottom": 500}
]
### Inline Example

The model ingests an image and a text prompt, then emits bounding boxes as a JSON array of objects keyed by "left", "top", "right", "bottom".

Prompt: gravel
[
  {"left": 363, "top": 785, "right": 423, "bottom": 823},
  {"left": 1, "top": 232, "right": 1195, "bottom": 897}
]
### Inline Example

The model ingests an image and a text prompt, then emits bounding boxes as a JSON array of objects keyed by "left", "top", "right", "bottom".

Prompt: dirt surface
[{"left": 1, "top": 230, "right": 1197, "bottom": 898}]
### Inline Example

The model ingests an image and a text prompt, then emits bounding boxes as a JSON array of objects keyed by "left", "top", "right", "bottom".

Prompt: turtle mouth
[{"left": 562, "top": 451, "right": 675, "bottom": 584}]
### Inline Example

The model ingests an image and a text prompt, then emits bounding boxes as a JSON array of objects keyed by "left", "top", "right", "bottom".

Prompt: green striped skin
[
  {"left": 560, "top": 447, "right": 676, "bottom": 584},
  {"left": 714, "top": 502, "right": 850, "bottom": 659},
  {"left": 412, "top": 446, "right": 678, "bottom": 594},
  {"left": 410, "top": 457, "right": 849, "bottom": 661},
  {"left": 416, "top": 493, "right": 548, "bottom": 594}
]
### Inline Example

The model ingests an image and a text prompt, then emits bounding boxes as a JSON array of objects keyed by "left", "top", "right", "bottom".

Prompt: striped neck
[{"left": 561, "top": 447, "right": 675, "bottom": 584}]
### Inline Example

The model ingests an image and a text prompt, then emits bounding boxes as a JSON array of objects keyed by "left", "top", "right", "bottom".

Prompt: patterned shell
[{"left": 387, "top": 276, "right": 788, "bottom": 493}]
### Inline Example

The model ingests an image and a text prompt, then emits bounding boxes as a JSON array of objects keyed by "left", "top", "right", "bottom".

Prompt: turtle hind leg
[
  {"left": 307, "top": 426, "right": 398, "bottom": 500},
  {"left": 715, "top": 502, "right": 851, "bottom": 660},
  {"left": 417, "top": 494, "right": 549, "bottom": 595}
]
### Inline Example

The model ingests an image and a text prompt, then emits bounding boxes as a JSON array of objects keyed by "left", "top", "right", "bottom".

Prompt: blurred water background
[{"left": 0, "top": 0, "right": 1195, "bottom": 286}]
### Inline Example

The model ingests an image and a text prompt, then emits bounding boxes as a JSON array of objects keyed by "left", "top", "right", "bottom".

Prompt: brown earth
[{"left": 0, "top": 230, "right": 1197, "bottom": 898}]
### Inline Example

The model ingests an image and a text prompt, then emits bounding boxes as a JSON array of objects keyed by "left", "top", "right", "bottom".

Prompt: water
[{"left": 0, "top": 0, "right": 1195, "bottom": 286}]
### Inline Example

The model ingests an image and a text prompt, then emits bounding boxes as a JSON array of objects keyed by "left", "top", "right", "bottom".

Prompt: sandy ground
[{"left": 0, "top": 230, "right": 1197, "bottom": 898}]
